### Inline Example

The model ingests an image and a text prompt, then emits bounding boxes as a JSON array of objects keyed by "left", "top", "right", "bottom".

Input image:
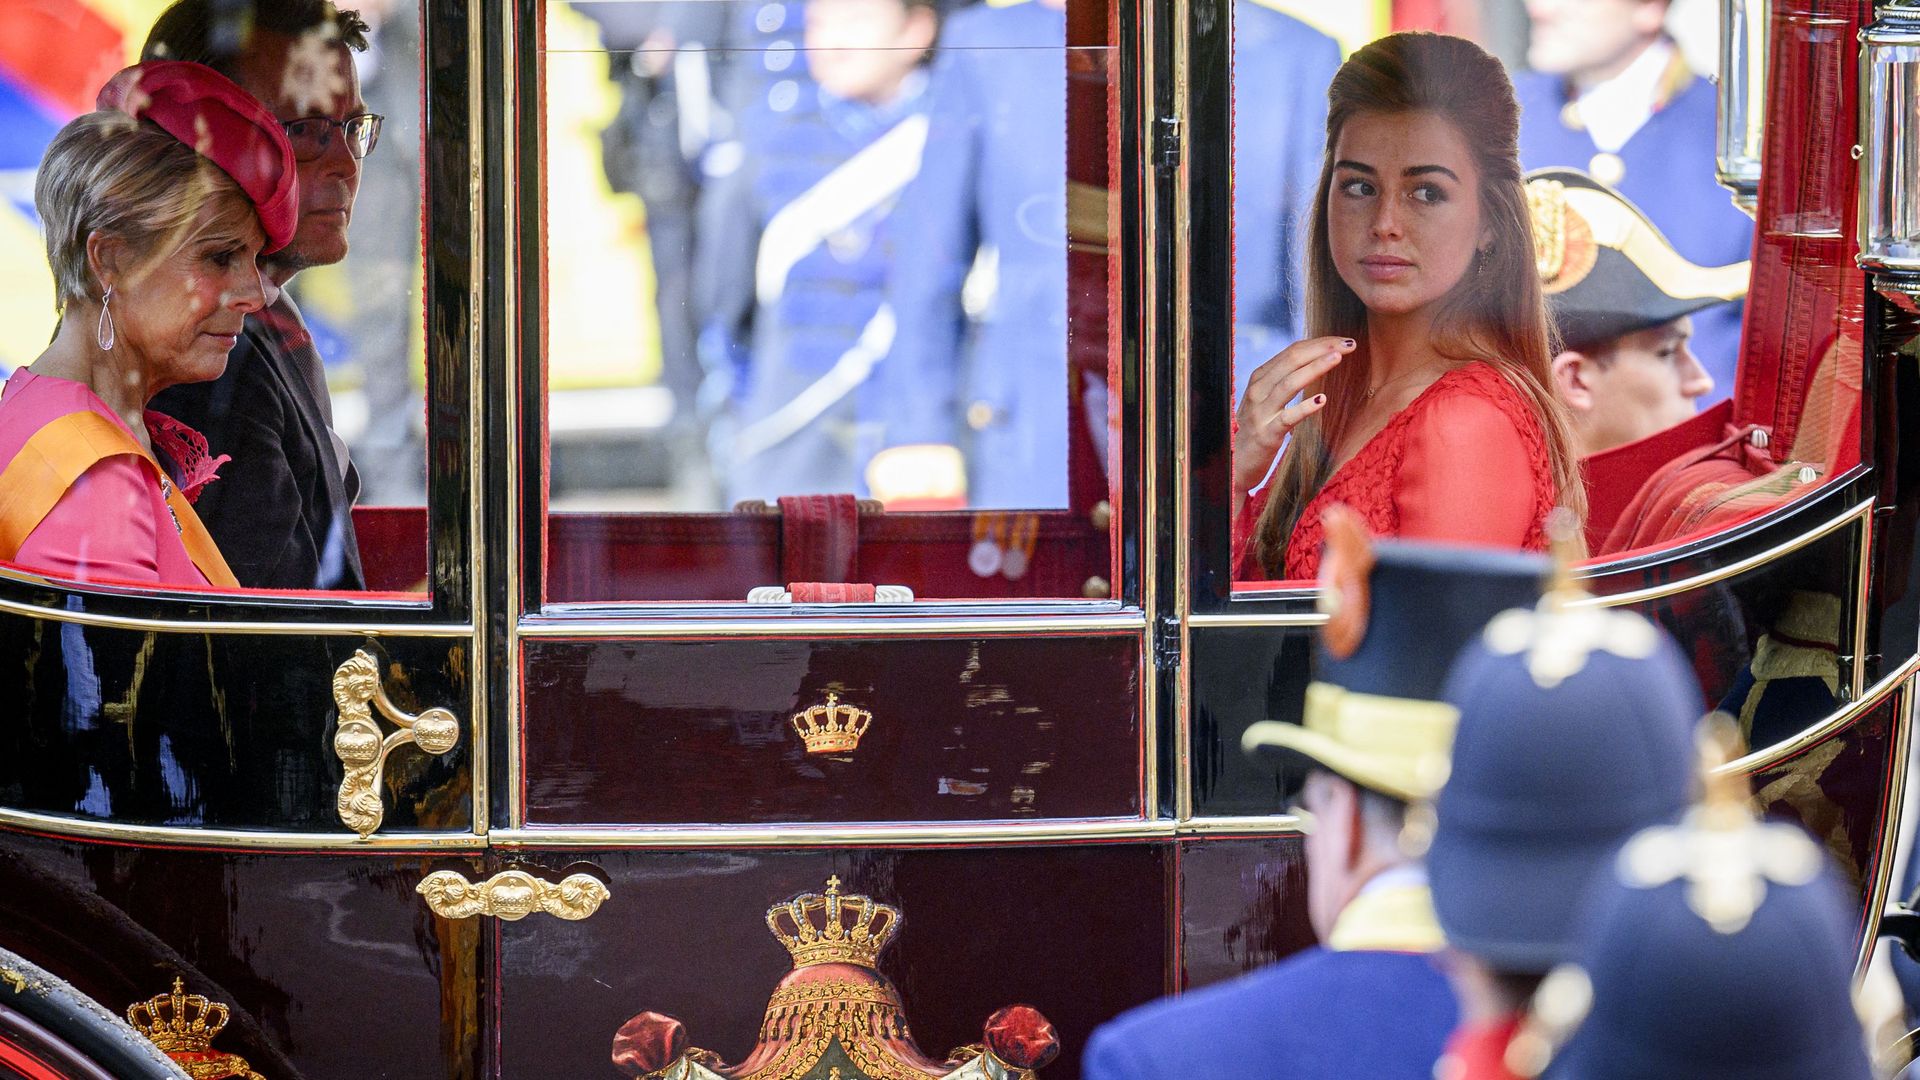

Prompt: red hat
[{"left": 96, "top": 60, "right": 299, "bottom": 253}]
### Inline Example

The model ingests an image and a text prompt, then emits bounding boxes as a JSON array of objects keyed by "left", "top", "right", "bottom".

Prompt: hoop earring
[{"left": 96, "top": 286, "right": 116, "bottom": 351}]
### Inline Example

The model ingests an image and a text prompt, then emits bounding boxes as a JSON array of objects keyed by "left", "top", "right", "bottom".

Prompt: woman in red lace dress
[{"left": 1233, "top": 33, "right": 1584, "bottom": 581}]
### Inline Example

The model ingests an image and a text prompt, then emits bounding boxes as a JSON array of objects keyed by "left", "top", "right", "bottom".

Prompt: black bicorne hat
[{"left": 1526, "top": 168, "right": 1748, "bottom": 352}]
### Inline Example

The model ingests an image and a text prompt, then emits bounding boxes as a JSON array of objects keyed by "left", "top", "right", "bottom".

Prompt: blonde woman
[
  {"left": 1233, "top": 33, "right": 1585, "bottom": 581},
  {"left": 0, "top": 61, "right": 296, "bottom": 587}
]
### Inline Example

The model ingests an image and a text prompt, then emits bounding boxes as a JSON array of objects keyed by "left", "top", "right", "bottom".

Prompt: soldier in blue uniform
[
  {"left": 872, "top": 0, "right": 1335, "bottom": 507},
  {"left": 1531, "top": 723, "right": 1875, "bottom": 1080},
  {"left": 703, "top": 0, "right": 940, "bottom": 500},
  {"left": 1424, "top": 538, "right": 1703, "bottom": 1079},
  {"left": 1513, "top": 0, "right": 1752, "bottom": 399},
  {"left": 1083, "top": 511, "right": 1547, "bottom": 1080}
]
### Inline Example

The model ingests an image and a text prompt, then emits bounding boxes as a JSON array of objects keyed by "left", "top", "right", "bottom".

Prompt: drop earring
[{"left": 96, "top": 286, "right": 116, "bottom": 351}]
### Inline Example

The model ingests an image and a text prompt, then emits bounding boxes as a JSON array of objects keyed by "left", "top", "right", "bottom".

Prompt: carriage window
[
  {"left": 537, "top": 0, "right": 1126, "bottom": 604},
  {"left": 0, "top": 2, "right": 431, "bottom": 597},
  {"left": 1224, "top": 3, "right": 1856, "bottom": 591}
]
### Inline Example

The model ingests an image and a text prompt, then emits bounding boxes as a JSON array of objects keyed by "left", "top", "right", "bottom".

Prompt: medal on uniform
[{"left": 968, "top": 512, "right": 1003, "bottom": 577}]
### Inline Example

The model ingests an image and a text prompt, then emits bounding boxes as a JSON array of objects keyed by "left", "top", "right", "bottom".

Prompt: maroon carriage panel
[
  {"left": 1176, "top": 835, "right": 1316, "bottom": 994},
  {"left": 519, "top": 635, "right": 1144, "bottom": 826}
]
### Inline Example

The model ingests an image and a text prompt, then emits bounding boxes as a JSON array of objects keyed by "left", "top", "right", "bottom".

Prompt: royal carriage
[{"left": 3, "top": 0, "right": 1919, "bottom": 1076}]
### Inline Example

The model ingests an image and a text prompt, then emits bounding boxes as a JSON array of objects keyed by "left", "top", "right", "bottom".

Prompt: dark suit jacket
[{"left": 153, "top": 297, "right": 365, "bottom": 591}]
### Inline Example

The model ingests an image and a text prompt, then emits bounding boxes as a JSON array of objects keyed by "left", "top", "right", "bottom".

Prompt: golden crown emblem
[
  {"left": 127, "top": 978, "right": 230, "bottom": 1054},
  {"left": 790, "top": 692, "right": 873, "bottom": 754},
  {"left": 765, "top": 876, "right": 900, "bottom": 969}
]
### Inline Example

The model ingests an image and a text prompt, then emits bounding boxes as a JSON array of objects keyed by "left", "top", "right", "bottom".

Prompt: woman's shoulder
[
  {"left": 0, "top": 369, "right": 124, "bottom": 461},
  {"left": 1415, "top": 362, "right": 1545, "bottom": 431}
]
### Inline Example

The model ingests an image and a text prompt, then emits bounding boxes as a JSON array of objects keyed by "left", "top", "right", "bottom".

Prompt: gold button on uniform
[
  {"left": 1588, "top": 151, "right": 1625, "bottom": 186},
  {"left": 966, "top": 401, "right": 997, "bottom": 430}
]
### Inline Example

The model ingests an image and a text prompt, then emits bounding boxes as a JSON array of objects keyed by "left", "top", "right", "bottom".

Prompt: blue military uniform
[
  {"left": 708, "top": 66, "right": 933, "bottom": 500},
  {"left": 1085, "top": 533, "right": 1550, "bottom": 1080},
  {"left": 879, "top": 1, "right": 1334, "bottom": 505},
  {"left": 1230, "top": 3, "right": 1341, "bottom": 397},
  {"left": 1514, "top": 55, "right": 1752, "bottom": 399}
]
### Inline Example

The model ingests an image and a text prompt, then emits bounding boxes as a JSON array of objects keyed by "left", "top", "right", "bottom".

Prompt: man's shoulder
[
  {"left": 1095, "top": 948, "right": 1448, "bottom": 1046},
  {"left": 1085, "top": 949, "right": 1455, "bottom": 1078}
]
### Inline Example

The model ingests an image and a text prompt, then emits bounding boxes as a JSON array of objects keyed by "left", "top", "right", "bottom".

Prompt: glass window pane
[
  {"left": 0, "top": 1, "right": 431, "bottom": 596},
  {"left": 1222, "top": 3, "right": 1852, "bottom": 592},
  {"left": 539, "top": 0, "right": 1124, "bottom": 604}
]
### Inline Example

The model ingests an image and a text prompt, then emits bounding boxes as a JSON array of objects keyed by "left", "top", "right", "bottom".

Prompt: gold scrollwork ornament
[
  {"left": 332, "top": 648, "right": 462, "bottom": 838},
  {"left": 416, "top": 869, "right": 610, "bottom": 921}
]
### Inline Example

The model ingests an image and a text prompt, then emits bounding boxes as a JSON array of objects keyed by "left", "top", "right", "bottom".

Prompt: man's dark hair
[{"left": 143, "top": 0, "right": 370, "bottom": 78}]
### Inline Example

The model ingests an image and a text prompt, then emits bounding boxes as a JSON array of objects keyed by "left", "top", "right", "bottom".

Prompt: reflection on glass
[
  {"left": 1605, "top": 523, "right": 1859, "bottom": 752},
  {"left": 0, "top": 1, "right": 428, "bottom": 594},
  {"left": 543, "top": 0, "right": 1120, "bottom": 603}
]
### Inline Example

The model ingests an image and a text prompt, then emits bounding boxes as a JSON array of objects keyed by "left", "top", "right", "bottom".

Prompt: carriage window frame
[
  {"left": 0, "top": 0, "right": 478, "bottom": 632},
  {"left": 1184, "top": 0, "right": 1873, "bottom": 619},
  {"left": 510, "top": 0, "right": 1152, "bottom": 622}
]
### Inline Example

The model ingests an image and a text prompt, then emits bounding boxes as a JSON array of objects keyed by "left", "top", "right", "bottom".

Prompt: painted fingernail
[
  {"left": 1313, "top": 394, "right": 1326, "bottom": 405},
  {"left": 1340, "top": 339, "right": 1356, "bottom": 349}
]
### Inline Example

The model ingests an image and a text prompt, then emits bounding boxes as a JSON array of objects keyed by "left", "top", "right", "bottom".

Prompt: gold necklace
[{"left": 1363, "top": 361, "right": 1447, "bottom": 402}]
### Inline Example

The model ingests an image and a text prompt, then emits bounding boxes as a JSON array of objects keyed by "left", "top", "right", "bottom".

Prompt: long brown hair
[{"left": 1252, "top": 32, "right": 1585, "bottom": 577}]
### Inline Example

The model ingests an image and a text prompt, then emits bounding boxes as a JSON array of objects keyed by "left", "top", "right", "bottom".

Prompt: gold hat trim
[
  {"left": 1241, "top": 682, "right": 1461, "bottom": 803},
  {"left": 1326, "top": 883, "right": 1446, "bottom": 953},
  {"left": 1561, "top": 185, "right": 1750, "bottom": 302}
]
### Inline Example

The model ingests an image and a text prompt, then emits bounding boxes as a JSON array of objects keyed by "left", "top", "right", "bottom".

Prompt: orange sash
[{"left": 0, "top": 407, "right": 239, "bottom": 588}]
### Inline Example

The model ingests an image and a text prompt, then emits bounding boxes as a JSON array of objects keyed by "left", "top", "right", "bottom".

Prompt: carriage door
[{"left": 486, "top": 0, "right": 1174, "bottom": 1073}]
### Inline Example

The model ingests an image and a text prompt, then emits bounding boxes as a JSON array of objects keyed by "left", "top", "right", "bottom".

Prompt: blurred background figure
[
  {"left": 873, "top": 0, "right": 1336, "bottom": 508},
  {"left": 342, "top": 0, "right": 424, "bottom": 504},
  {"left": 1525, "top": 169, "right": 1747, "bottom": 458},
  {"left": 869, "top": 0, "right": 1071, "bottom": 509},
  {"left": 702, "top": 0, "right": 939, "bottom": 502},
  {"left": 1231, "top": 8, "right": 1342, "bottom": 401},
  {"left": 1512, "top": 0, "right": 1751, "bottom": 400}
]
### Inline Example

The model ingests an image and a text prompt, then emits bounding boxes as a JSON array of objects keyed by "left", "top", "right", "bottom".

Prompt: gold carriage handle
[
  {"left": 416, "top": 870, "right": 611, "bottom": 921},
  {"left": 332, "top": 648, "right": 461, "bottom": 838}
]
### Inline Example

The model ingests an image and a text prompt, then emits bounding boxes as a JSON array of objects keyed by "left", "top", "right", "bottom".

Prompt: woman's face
[
  {"left": 1327, "top": 109, "right": 1490, "bottom": 320},
  {"left": 110, "top": 195, "right": 270, "bottom": 394}
]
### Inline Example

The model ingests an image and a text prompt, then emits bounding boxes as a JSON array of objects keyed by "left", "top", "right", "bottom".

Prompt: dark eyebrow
[
  {"left": 1333, "top": 160, "right": 1375, "bottom": 174},
  {"left": 1405, "top": 164, "right": 1462, "bottom": 182}
]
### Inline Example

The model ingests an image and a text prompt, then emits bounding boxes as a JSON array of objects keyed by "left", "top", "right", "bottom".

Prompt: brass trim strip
[
  {"left": 1575, "top": 499, "right": 1873, "bottom": 609},
  {"left": 469, "top": 0, "right": 494, "bottom": 840},
  {"left": 514, "top": 611, "right": 1147, "bottom": 638},
  {"left": 1195, "top": 499, "right": 1874, "bottom": 627},
  {"left": 0, "top": 594, "right": 472, "bottom": 637},
  {"left": 1856, "top": 672, "right": 1913, "bottom": 977},
  {"left": 1175, "top": 814, "right": 1307, "bottom": 837},
  {"left": 0, "top": 810, "right": 487, "bottom": 851},
  {"left": 1168, "top": 0, "right": 1194, "bottom": 826},
  {"left": 1853, "top": 507, "right": 1874, "bottom": 702},
  {"left": 502, "top": 0, "right": 525, "bottom": 832},
  {"left": 491, "top": 818, "right": 1176, "bottom": 847},
  {"left": 1137, "top": 0, "right": 1162, "bottom": 838},
  {"left": 1721, "top": 653, "right": 1920, "bottom": 776}
]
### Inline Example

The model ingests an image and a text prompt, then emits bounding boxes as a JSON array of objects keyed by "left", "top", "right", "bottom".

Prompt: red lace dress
[{"left": 1234, "top": 363, "right": 1557, "bottom": 581}]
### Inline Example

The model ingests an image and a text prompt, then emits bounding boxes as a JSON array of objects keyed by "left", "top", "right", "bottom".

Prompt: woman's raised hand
[{"left": 1233, "top": 336, "right": 1354, "bottom": 499}]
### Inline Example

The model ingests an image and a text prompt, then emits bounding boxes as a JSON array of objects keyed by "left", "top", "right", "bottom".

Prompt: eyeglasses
[{"left": 280, "top": 113, "right": 384, "bottom": 162}]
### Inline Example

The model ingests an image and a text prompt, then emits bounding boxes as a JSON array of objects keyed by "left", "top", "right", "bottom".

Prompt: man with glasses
[{"left": 142, "top": 0, "right": 380, "bottom": 591}]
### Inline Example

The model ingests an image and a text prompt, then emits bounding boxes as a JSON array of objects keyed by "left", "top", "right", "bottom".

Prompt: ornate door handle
[
  {"left": 416, "top": 870, "right": 611, "bottom": 921},
  {"left": 332, "top": 649, "right": 461, "bottom": 838}
]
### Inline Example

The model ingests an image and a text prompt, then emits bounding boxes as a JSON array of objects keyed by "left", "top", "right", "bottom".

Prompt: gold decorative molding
[
  {"left": 333, "top": 648, "right": 462, "bottom": 838},
  {"left": 416, "top": 869, "right": 610, "bottom": 921},
  {"left": 790, "top": 693, "right": 873, "bottom": 755},
  {"left": 127, "top": 978, "right": 264, "bottom": 1080}
]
